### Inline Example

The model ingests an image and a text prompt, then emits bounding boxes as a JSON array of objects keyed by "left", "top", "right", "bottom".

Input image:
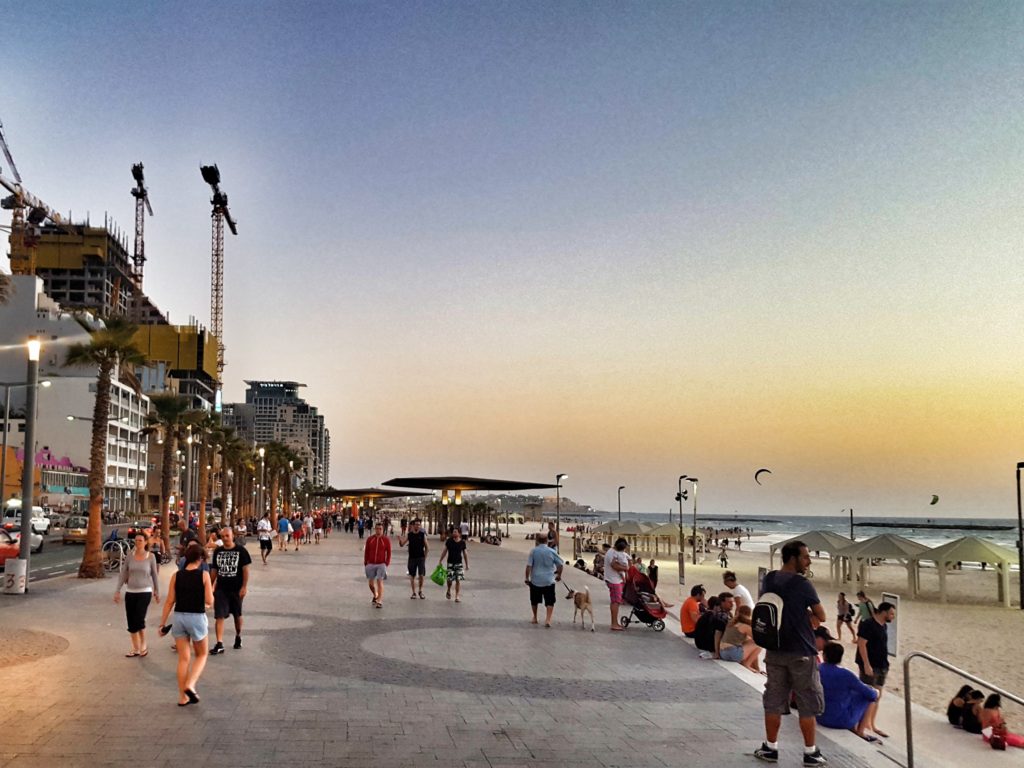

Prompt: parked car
[
  {"left": 125, "top": 520, "right": 157, "bottom": 538},
  {"left": 1, "top": 524, "right": 44, "bottom": 554},
  {"left": 0, "top": 529, "right": 20, "bottom": 569},
  {"left": 3, "top": 500, "right": 51, "bottom": 535},
  {"left": 62, "top": 516, "right": 89, "bottom": 545}
]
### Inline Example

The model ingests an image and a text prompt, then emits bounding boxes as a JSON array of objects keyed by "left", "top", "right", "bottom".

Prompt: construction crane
[
  {"left": 130, "top": 163, "right": 153, "bottom": 286},
  {"left": 200, "top": 164, "right": 237, "bottom": 405},
  {"left": 0, "top": 117, "right": 74, "bottom": 275}
]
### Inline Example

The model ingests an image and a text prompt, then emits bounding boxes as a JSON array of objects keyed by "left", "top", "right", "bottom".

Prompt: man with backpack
[{"left": 752, "top": 540, "right": 828, "bottom": 765}]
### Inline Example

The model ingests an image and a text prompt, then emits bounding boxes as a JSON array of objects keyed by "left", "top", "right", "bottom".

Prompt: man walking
[
  {"left": 855, "top": 600, "right": 896, "bottom": 739},
  {"left": 754, "top": 540, "right": 828, "bottom": 765},
  {"left": 364, "top": 521, "right": 391, "bottom": 608},
  {"left": 399, "top": 518, "right": 429, "bottom": 599},
  {"left": 256, "top": 512, "right": 273, "bottom": 564},
  {"left": 603, "top": 538, "right": 630, "bottom": 631},
  {"left": 525, "top": 532, "right": 564, "bottom": 627},
  {"left": 210, "top": 526, "right": 252, "bottom": 654},
  {"left": 276, "top": 513, "right": 290, "bottom": 551}
]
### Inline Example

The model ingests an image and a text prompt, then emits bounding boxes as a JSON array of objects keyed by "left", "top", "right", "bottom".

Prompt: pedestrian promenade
[{"left": 0, "top": 532, "right": 879, "bottom": 768}]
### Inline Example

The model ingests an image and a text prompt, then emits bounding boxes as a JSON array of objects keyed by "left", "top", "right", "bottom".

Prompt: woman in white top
[{"left": 113, "top": 532, "right": 161, "bottom": 657}]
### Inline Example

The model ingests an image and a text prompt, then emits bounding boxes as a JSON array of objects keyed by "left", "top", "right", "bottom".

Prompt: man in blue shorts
[{"left": 525, "top": 533, "right": 564, "bottom": 627}]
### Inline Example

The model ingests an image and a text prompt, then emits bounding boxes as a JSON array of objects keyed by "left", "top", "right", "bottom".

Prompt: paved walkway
[{"left": 0, "top": 532, "right": 881, "bottom": 767}]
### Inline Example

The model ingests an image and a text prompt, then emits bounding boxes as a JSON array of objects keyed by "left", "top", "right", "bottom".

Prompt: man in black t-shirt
[
  {"left": 400, "top": 518, "right": 429, "bottom": 599},
  {"left": 176, "top": 518, "right": 197, "bottom": 557},
  {"left": 855, "top": 600, "right": 895, "bottom": 738},
  {"left": 210, "top": 526, "right": 252, "bottom": 654},
  {"left": 754, "top": 540, "right": 828, "bottom": 766}
]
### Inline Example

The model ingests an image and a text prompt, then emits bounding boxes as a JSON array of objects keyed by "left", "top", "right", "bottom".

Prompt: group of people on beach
[{"left": 948, "top": 685, "right": 1023, "bottom": 749}]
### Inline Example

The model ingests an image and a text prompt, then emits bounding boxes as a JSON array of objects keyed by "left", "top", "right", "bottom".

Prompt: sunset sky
[{"left": 4, "top": 2, "right": 1023, "bottom": 517}]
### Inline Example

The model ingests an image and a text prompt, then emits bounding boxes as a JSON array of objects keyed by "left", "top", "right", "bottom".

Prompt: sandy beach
[{"left": 501, "top": 523, "right": 1024, "bottom": 725}]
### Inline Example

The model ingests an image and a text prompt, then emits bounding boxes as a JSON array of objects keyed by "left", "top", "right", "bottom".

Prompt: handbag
[
  {"left": 991, "top": 722, "right": 1008, "bottom": 750},
  {"left": 430, "top": 563, "right": 447, "bottom": 587}
]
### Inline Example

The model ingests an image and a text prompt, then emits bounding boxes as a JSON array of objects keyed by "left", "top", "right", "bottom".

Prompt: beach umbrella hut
[
  {"left": 611, "top": 520, "right": 648, "bottom": 551},
  {"left": 834, "top": 534, "right": 929, "bottom": 596},
  {"left": 916, "top": 536, "right": 1019, "bottom": 607},
  {"left": 769, "top": 531, "right": 854, "bottom": 585}
]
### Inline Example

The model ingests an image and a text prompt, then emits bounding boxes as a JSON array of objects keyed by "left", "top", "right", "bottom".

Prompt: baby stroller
[{"left": 619, "top": 570, "right": 667, "bottom": 631}]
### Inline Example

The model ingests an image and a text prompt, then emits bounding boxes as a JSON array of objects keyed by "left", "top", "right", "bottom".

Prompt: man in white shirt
[
  {"left": 256, "top": 512, "right": 273, "bottom": 564},
  {"left": 460, "top": 520, "right": 470, "bottom": 539},
  {"left": 303, "top": 513, "right": 314, "bottom": 544},
  {"left": 603, "top": 537, "right": 631, "bottom": 632},
  {"left": 723, "top": 570, "right": 753, "bottom": 611}
]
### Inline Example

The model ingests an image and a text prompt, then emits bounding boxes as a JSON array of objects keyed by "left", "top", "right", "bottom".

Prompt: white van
[{"left": 2, "top": 500, "right": 51, "bottom": 535}]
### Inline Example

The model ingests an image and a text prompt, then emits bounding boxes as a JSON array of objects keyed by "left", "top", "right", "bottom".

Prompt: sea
[{"left": 591, "top": 512, "right": 1021, "bottom": 553}]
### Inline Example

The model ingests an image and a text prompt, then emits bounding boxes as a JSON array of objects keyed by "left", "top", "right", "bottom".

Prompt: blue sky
[{"left": 3, "top": 2, "right": 1024, "bottom": 516}]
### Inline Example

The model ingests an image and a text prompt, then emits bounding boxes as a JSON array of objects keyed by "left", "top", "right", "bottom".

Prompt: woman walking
[
  {"left": 158, "top": 542, "right": 214, "bottom": 706},
  {"left": 113, "top": 532, "right": 161, "bottom": 657}
]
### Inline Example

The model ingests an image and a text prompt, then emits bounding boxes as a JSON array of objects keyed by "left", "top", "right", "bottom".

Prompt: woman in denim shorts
[{"left": 159, "top": 542, "right": 214, "bottom": 706}]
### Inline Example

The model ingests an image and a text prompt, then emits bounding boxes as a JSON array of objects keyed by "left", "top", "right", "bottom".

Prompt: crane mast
[
  {"left": 130, "top": 163, "right": 153, "bottom": 286},
  {"left": 200, "top": 164, "right": 237, "bottom": 405}
]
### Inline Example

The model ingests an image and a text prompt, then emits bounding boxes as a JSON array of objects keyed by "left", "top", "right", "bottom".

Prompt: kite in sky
[
  {"left": 930, "top": 495, "right": 939, "bottom": 505},
  {"left": 754, "top": 468, "right": 772, "bottom": 485}
]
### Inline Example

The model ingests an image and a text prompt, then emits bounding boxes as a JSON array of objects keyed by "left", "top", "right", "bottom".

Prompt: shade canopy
[
  {"left": 918, "top": 536, "right": 1019, "bottom": 567},
  {"left": 613, "top": 520, "right": 648, "bottom": 536},
  {"left": 770, "top": 530, "right": 854, "bottom": 557},
  {"left": 383, "top": 476, "right": 559, "bottom": 492},
  {"left": 647, "top": 522, "right": 686, "bottom": 537},
  {"left": 591, "top": 522, "right": 616, "bottom": 534},
  {"left": 311, "top": 487, "right": 430, "bottom": 501},
  {"left": 916, "top": 536, "right": 1019, "bottom": 608},
  {"left": 835, "top": 533, "right": 929, "bottom": 560}
]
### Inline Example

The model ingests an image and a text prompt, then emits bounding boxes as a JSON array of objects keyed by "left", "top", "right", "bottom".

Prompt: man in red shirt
[{"left": 364, "top": 522, "right": 391, "bottom": 608}]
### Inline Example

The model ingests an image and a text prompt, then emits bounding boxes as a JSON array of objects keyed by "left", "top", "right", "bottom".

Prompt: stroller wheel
[
  {"left": 652, "top": 619, "right": 665, "bottom": 632},
  {"left": 619, "top": 615, "right": 630, "bottom": 628}
]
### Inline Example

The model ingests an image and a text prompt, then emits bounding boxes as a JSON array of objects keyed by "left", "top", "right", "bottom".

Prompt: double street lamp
[
  {"left": 257, "top": 446, "right": 265, "bottom": 518},
  {"left": 680, "top": 475, "right": 699, "bottom": 565}
]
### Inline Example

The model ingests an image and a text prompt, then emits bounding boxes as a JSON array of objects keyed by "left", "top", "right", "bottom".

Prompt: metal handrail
[{"left": 903, "top": 650, "right": 1024, "bottom": 767}]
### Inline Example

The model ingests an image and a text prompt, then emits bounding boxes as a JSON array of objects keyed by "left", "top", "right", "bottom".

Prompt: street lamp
[
  {"left": 0, "top": 378, "right": 50, "bottom": 506},
  {"left": 258, "top": 446, "right": 265, "bottom": 519},
  {"left": 617, "top": 485, "right": 625, "bottom": 522},
  {"left": 555, "top": 473, "right": 567, "bottom": 551},
  {"left": 677, "top": 475, "right": 689, "bottom": 584},
  {"left": 685, "top": 477, "right": 700, "bottom": 565},
  {"left": 1016, "top": 463, "right": 1024, "bottom": 610},
  {"left": 16, "top": 337, "right": 41, "bottom": 591}
]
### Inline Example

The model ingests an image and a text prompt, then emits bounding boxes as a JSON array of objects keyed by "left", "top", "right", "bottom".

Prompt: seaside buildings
[{"left": 223, "top": 381, "right": 330, "bottom": 489}]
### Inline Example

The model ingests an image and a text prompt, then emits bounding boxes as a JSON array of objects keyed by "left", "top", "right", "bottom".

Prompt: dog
[{"left": 565, "top": 585, "right": 595, "bottom": 631}]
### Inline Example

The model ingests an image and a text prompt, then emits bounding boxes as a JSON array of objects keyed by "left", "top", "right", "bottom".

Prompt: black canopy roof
[
  {"left": 311, "top": 487, "right": 431, "bottom": 500},
  {"left": 382, "top": 476, "right": 559, "bottom": 492}
]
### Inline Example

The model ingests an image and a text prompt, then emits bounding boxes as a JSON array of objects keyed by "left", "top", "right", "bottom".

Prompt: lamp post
[
  {"left": 16, "top": 337, "right": 41, "bottom": 589},
  {"left": 555, "top": 473, "right": 567, "bottom": 552},
  {"left": 617, "top": 485, "right": 625, "bottom": 522},
  {"left": 677, "top": 475, "right": 688, "bottom": 584},
  {"left": 0, "top": 378, "right": 50, "bottom": 506},
  {"left": 258, "top": 446, "right": 265, "bottom": 518},
  {"left": 687, "top": 477, "right": 700, "bottom": 565},
  {"left": 1016, "top": 463, "right": 1024, "bottom": 610}
]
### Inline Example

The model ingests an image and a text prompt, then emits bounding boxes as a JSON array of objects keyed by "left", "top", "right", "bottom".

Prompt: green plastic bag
[{"left": 430, "top": 564, "right": 447, "bottom": 587}]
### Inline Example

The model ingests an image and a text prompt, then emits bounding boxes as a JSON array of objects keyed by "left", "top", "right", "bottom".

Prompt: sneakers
[
  {"left": 210, "top": 642, "right": 225, "bottom": 655},
  {"left": 802, "top": 749, "right": 827, "bottom": 765},
  {"left": 753, "top": 743, "right": 778, "bottom": 763},
  {"left": 233, "top": 636, "right": 242, "bottom": 650}
]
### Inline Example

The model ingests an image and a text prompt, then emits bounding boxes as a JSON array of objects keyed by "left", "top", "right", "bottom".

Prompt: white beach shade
[
  {"left": 769, "top": 530, "right": 854, "bottom": 585},
  {"left": 833, "top": 534, "right": 929, "bottom": 596},
  {"left": 917, "top": 536, "right": 1020, "bottom": 608}
]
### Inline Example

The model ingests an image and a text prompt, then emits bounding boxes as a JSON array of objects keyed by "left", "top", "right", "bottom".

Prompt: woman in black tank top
[{"left": 159, "top": 543, "right": 213, "bottom": 707}]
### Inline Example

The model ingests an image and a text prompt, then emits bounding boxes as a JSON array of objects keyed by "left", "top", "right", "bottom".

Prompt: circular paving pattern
[
  {"left": 0, "top": 627, "right": 70, "bottom": 668},
  {"left": 256, "top": 612, "right": 748, "bottom": 702}
]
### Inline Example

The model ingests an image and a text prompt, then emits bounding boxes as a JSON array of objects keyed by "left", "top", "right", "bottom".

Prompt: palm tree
[
  {"left": 65, "top": 317, "right": 147, "bottom": 578},
  {"left": 145, "top": 393, "right": 190, "bottom": 555}
]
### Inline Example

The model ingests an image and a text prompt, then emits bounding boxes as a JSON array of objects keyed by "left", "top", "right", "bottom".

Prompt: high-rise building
[{"left": 223, "top": 381, "right": 330, "bottom": 488}]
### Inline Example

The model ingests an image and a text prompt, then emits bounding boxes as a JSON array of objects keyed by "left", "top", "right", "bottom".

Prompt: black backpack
[{"left": 752, "top": 575, "right": 786, "bottom": 650}]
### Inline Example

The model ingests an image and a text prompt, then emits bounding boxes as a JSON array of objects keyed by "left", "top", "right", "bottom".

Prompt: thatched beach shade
[
  {"left": 917, "top": 536, "right": 1019, "bottom": 607},
  {"left": 769, "top": 531, "right": 854, "bottom": 587},
  {"left": 834, "top": 534, "right": 929, "bottom": 597}
]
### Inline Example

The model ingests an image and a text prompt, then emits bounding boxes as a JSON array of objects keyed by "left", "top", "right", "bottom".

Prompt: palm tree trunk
[
  {"left": 197, "top": 443, "right": 210, "bottom": 541},
  {"left": 159, "top": 435, "right": 176, "bottom": 554},
  {"left": 270, "top": 473, "right": 280, "bottom": 529},
  {"left": 78, "top": 360, "right": 113, "bottom": 578}
]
